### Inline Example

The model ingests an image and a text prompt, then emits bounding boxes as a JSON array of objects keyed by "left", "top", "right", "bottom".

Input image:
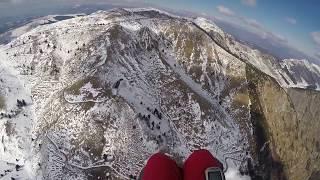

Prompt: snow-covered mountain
[
  {"left": 0, "top": 14, "right": 84, "bottom": 45},
  {"left": 193, "top": 17, "right": 320, "bottom": 91},
  {"left": 279, "top": 59, "right": 320, "bottom": 89},
  {"left": 0, "top": 8, "right": 319, "bottom": 180}
]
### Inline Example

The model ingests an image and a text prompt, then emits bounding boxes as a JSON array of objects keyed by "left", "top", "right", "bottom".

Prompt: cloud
[
  {"left": 251, "top": 27, "right": 287, "bottom": 43},
  {"left": 315, "top": 52, "right": 320, "bottom": 59},
  {"left": 243, "top": 18, "right": 288, "bottom": 43},
  {"left": 217, "top": 5, "right": 262, "bottom": 28},
  {"left": 217, "top": 5, "right": 235, "bottom": 16},
  {"left": 267, "top": 32, "right": 288, "bottom": 43},
  {"left": 0, "top": 0, "right": 24, "bottom": 4},
  {"left": 285, "top": 17, "right": 297, "bottom": 25},
  {"left": 243, "top": 17, "right": 263, "bottom": 29},
  {"left": 241, "top": 0, "right": 256, "bottom": 7},
  {"left": 216, "top": 5, "right": 288, "bottom": 44},
  {"left": 311, "top": 31, "right": 320, "bottom": 46}
]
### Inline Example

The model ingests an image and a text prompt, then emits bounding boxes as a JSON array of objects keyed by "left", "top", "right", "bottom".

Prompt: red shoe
[
  {"left": 183, "top": 149, "right": 224, "bottom": 180},
  {"left": 142, "top": 153, "right": 183, "bottom": 180}
]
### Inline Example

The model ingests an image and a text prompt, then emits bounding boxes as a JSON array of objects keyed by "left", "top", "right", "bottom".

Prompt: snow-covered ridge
[
  {"left": 0, "top": 8, "right": 253, "bottom": 179},
  {"left": 2, "top": 7, "right": 318, "bottom": 93},
  {"left": 123, "top": 7, "right": 183, "bottom": 19},
  {"left": 280, "top": 59, "right": 320, "bottom": 90},
  {"left": 193, "top": 16, "right": 320, "bottom": 91},
  {"left": 2, "top": 7, "right": 318, "bottom": 92},
  {"left": 0, "top": 14, "right": 85, "bottom": 45},
  {"left": 0, "top": 7, "right": 318, "bottom": 180},
  {"left": 194, "top": 17, "right": 225, "bottom": 38}
]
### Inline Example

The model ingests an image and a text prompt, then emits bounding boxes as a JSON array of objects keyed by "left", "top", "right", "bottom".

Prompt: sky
[{"left": 0, "top": 0, "right": 319, "bottom": 61}]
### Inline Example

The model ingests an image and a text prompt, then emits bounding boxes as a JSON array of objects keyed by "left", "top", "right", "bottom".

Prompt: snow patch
[{"left": 225, "top": 167, "right": 251, "bottom": 180}]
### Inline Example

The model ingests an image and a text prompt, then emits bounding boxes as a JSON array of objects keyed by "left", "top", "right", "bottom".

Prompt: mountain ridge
[{"left": 0, "top": 8, "right": 319, "bottom": 180}]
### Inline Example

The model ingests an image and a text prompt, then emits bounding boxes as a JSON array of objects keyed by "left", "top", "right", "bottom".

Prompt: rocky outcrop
[
  {"left": 246, "top": 65, "right": 320, "bottom": 180},
  {"left": 287, "top": 89, "right": 320, "bottom": 180}
]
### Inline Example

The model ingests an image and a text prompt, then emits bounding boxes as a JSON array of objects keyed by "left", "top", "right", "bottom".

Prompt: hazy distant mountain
[{"left": 214, "top": 19, "right": 319, "bottom": 64}]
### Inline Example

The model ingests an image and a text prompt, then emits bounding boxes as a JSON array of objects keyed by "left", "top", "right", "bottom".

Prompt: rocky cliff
[{"left": 246, "top": 66, "right": 320, "bottom": 180}]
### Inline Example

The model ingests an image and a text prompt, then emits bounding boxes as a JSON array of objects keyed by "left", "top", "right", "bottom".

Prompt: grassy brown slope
[{"left": 246, "top": 65, "right": 320, "bottom": 180}]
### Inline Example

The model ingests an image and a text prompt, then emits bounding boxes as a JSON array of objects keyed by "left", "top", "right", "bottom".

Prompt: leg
[
  {"left": 142, "top": 153, "right": 182, "bottom": 180},
  {"left": 183, "top": 149, "right": 223, "bottom": 180}
]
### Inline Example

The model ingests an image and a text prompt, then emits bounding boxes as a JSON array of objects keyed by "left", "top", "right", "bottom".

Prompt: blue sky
[{"left": 0, "top": 0, "right": 319, "bottom": 60}]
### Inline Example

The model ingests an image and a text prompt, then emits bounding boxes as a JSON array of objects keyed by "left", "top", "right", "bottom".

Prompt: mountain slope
[
  {"left": 280, "top": 59, "right": 320, "bottom": 89},
  {"left": 193, "top": 17, "right": 320, "bottom": 91},
  {"left": 0, "top": 8, "right": 319, "bottom": 180}
]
